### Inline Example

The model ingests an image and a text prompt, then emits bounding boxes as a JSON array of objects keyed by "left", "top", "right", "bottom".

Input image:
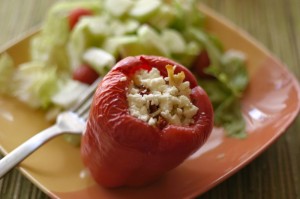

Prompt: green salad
[{"left": 0, "top": 0, "right": 249, "bottom": 139}]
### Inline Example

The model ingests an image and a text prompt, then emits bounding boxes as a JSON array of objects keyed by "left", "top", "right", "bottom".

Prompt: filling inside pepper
[{"left": 127, "top": 65, "right": 199, "bottom": 128}]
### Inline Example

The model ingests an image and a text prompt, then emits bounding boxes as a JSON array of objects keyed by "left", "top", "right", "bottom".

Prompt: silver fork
[{"left": 0, "top": 78, "right": 102, "bottom": 178}]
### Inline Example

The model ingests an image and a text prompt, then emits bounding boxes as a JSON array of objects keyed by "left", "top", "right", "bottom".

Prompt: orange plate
[{"left": 0, "top": 4, "right": 300, "bottom": 199}]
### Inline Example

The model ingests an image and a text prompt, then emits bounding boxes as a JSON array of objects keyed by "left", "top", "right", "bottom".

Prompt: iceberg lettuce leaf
[{"left": 13, "top": 62, "right": 60, "bottom": 109}]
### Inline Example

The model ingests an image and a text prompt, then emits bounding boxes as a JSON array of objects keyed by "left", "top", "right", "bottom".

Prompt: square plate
[{"left": 0, "top": 4, "right": 300, "bottom": 199}]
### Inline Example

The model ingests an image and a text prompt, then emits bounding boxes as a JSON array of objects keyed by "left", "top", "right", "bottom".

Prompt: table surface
[{"left": 0, "top": 0, "right": 300, "bottom": 198}]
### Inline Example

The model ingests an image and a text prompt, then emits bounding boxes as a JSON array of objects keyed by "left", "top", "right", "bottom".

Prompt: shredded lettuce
[
  {"left": 104, "top": 0, "right": 134, "bottom": 17},
  {"left": 30, "top": 3, "right": 71, "bottom": 72},
  {"left": 183, "top": 25, "right": 249, "bottom": 138},
  {"left": 31, "top": 0, "right": 103, "bottom": 73},
  {"left": 186, "top": 28, "right": 223, "bottom": 67},
  {"left": 148, "top": 4, "right": 176, "bottom": 30},
  {"left": 214, "top": 97, "right": 247, "bottom": 138},
  {"left": 161, "top": 29, "right": 186, "bottom": 54},
  {"left": 47, "top": 0, "right": 102, "bottom": 17},
  {"left": 137, "top": 25, "right": 170, "bottom": 57},
  {"left": 31, "top": 35, "right": 70, "bottom": 73},
  {"left": 0, "top": 0, "right": 250, "bottom": 139},
  {"left": 82, "top": 48, "right": 116, "bottom": 75},
  {"left": 129, "top": 0, "right": 161, "bottom": 22},
  {"left": 13, "top": 62, "right": 60, "bottom": 109},
  {"left": 51, "top": 79, "right": 89, "bottom": 109},
  {"left": 68, "top": 15, "right": 112, "bottom": 70},
  {"left": 171, "top": 0, "right": 205, "bottom": 31},
  {"left": 198, "top": 49, "right": 249, "bottom": 138}
]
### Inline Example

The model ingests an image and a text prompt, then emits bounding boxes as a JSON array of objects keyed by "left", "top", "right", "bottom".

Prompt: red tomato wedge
[
  {"left": 72, "top": 64, "right": 99, "bottom": 85},
  {"left": 68, "top": 8, "right": 93, "bottom": 30},
  {"left": 81, "top": 55, "right": 214, "bottom": 188},
  {"left": 191, "top": 50, "right": 211, "bottom": 78}
]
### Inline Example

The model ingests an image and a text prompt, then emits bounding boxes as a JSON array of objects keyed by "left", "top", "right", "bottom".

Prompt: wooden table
[{"left": 0, "top": 0, "right": 299, "bottom": 198}]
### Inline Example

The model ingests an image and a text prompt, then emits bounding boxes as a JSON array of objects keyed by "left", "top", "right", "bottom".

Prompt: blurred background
[{"left": 0, "top": 0, "right": 299, "bottom": 198}]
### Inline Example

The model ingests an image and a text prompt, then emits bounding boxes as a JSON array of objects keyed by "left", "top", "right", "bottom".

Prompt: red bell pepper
[{"left": 81, "top": 55, "right": 214, "bottom": 188}]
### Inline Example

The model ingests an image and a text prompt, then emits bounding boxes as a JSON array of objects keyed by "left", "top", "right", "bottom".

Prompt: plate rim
[{"left": 0, "top": 3, "right": 300, "bottom": 199}]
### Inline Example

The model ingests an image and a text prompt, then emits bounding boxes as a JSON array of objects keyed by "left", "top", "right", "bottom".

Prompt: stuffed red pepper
[{"left": 81, "top": 55, "right": 213, "bottom": 188}]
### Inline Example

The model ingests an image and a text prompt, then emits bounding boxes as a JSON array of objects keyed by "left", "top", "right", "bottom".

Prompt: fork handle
[{"left": 0, "top": 125, "right": 63, "bottom": 178}]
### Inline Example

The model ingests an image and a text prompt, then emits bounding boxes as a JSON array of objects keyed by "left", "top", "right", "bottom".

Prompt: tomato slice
[
  {"left": 72, "top": 64, "right": 99, "bottom": 85},
  {"left": 68, "top": 8, "right": 93, "bottom": 30},
  {"left": 191, "top": 50, "right": 211, "bottom": 78}
]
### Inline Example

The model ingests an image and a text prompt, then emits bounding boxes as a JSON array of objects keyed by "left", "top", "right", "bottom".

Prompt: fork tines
[{"left": 70, "top": 78, "right": 102, "bottom": 120}]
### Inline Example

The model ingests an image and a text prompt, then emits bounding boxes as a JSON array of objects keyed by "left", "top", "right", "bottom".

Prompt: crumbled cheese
[
  {"left": 120, "top": 76, "right": 127, "bottom": 81},
  {"left": 127, "top": 66, "right": 199, "bottom": 126}
]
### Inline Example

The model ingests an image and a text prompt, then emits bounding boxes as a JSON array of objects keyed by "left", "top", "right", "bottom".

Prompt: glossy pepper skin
[{"left": 81, "top": 55, "right": 214, "bottom": 188}]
